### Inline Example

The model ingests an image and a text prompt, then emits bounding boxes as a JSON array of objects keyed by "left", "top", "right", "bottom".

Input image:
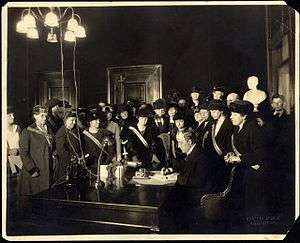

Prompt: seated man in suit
[{"left": 159, "top": 129, "right": 217, "bottom": 233}]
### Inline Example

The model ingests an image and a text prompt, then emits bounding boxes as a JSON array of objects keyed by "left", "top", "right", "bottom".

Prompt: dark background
[{"left": 7, "top": 6, "right": 267, "bottom": 126}]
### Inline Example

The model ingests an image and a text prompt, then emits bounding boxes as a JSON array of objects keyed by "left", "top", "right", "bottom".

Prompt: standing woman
[
  {"left": 6, "top": 106, "right": 23, "bottom": 176},
  {"left": 54, "top": 110, "right": 83, "bottom": 184},
  {"left": 18, "top": 105, "right": 56, "bottom": 197},
  {"left": 82, "top": 108, "right": 113, "bottom": 175},
  {"left": 225, "top": 100, "right": 269, "bottom": 230}
]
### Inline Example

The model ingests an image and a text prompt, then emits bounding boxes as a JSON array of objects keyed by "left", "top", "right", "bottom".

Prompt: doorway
[{"left": 106, "top": 64, "right": 162, "bottom": 105}]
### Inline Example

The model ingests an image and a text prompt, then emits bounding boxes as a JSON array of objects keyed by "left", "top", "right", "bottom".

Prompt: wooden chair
[{"left": 199, "top": 166, "right": 238, "bottom": 222}]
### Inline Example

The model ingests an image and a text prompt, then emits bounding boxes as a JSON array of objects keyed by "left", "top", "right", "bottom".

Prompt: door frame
[{"left": 106, "top": 64, "right": 162, "bottom": 105}]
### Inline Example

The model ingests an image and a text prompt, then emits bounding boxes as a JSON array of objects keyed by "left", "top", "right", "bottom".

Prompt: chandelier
[{"left": 16, "top": 7, "right": 86, "bottom": 42}]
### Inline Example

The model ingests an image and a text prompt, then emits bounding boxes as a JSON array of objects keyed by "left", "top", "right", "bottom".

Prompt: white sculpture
[{"left": 243, "top": 76, "right": 267, "bottom": 112}]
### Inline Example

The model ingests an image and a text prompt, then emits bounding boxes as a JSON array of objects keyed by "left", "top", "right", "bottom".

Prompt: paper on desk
[{"left": 131, "top": 171, "right": 178, "bottom": 186}]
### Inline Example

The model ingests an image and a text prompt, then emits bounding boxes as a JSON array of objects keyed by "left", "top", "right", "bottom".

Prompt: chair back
[{"left": 200, "top": 166, "right": 237, "bottom": 222}]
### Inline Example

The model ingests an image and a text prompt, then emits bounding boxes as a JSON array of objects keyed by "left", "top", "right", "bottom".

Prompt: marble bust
[{"left": 243, "top": 76, "right": 267, "bottom": 112}]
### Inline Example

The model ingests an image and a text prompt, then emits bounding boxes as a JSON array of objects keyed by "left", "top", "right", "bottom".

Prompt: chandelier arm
[
  {"left": 61, "top": 7, "right": 74, "bottom": 19},
  {"left": 30, "top": 10, "right": 39, "bottom": 20},
  {"left": 21, "top": 8, "right": 30, "bottom": 18},
  {"left": 37, "top": 7, "right": 45, "bottom": 19},
  {"left": 73, "top": 14, "right": 81, "bottom": 24}
]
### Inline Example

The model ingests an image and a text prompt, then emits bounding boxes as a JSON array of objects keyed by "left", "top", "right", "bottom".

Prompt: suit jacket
[
  {"left": 269, "top": 110, "right": 294, "bottom": 171},
  {"left": 193, "top": 118, "right": 213, "bottom": 144},
  {"left": 171, "top": 144, "right": 216, "bottom": 191},
  {"left": 151, "top": 114, "right": 170, "bottom": 136}
]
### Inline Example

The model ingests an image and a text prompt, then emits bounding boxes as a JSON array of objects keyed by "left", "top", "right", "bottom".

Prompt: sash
[
  {"left": 231, "top": 134, "right": 242, "bottom": 156},
  {"left": 69, "top": 130, "right": 80, "bottom": 141},
  {"left": 202, "top": 130, "right": 209, "bottom": 149},
  {"left": 211, "top": 124, "right": 223, "bottom": 156},
  {"left": 27, "top": 126, "right": 53, "bottom": 147},
  {"left": 83, "top": 130, "right": 104, "bottom": 149},
  {"left": 66, "top": 130, "right": 82, "bottom": 158},
  {"left": 128, "top": 126, "right": 149, "bottom": 149},
  {"left": 83, "top": 130, "right": 110, "bottom": 157}
]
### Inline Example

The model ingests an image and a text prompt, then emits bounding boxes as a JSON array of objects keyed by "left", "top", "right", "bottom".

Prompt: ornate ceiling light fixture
[{"left": 16, "top": 7, "right": 86, "bottom": 42}]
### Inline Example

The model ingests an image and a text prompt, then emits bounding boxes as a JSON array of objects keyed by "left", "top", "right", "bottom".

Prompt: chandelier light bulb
[
  {"left": 74, "top": 25, "right": 86, "bottom": 38},
  {"left": 64, "top": 30, "right": 76, "bottom": 42},
  {"left": 67, "top": 17, "right": 78, "bottom": 31},
  {"left": 45, "top": 11, "right": 59, "bottom": 27},
  {"left": 23, "top": 13, "right": 36, "bottom": 28},
  {"left": 47, "top": 28, "right": 58, "bottom": 43},
  {"left": 26, "top": 27, "right": 39, "bottom": 39},
  {"left": 16, "top": 19, "right": 28, "bottom": 33}
]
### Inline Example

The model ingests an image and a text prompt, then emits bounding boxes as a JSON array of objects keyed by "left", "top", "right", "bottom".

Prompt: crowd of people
[{"left": 6, "top": 75, "right": 294, "bottom": 232}]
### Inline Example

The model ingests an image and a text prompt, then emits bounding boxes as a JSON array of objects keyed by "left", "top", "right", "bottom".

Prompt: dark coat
[
  {"left": 171, "top": 144, "right": 217, "bottom": 191},
  {"left": 202, "top": 117, "right": 234, "bottom": 190},
  {"left": 229, "top": 119, "right": 268, "bottom": 216},
  {"left": 82, "top": 128, "right": 114, "bottom": 171},
  {"left": 123, "top": 124, "right": 155, "bottom": 170},
  {"left": 46, "top": 115, "right": 63, "bottom": 135},
  {"left": 203, "top": 117, "right": 234, "bottom": 156},
  {"left": 193, "top": 118, "right": 213, "bottom": 145},
  {"left": 269, "top": 110, "right": 294, "bottom": 170},
  {"left": 160, "top": 144, "right": 217, "bottom": 232},
  {"left": 151, "top": 114, "right": 170, "bottom": 136},
  {"left": 18, "top": 123, "right": 55, "bottom": 195},
  {"left": 54, "top": 126, "right": 83, "bottom": 182}
]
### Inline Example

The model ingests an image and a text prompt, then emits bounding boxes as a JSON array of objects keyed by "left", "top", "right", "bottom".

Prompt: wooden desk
[{"left": 29, "top": 182, "right": 173, "bottom": 233}]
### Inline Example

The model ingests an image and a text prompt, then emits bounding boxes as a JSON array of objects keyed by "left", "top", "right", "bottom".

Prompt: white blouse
[{"left": 7, "top": 124, "right": 20, "bottom": 149}]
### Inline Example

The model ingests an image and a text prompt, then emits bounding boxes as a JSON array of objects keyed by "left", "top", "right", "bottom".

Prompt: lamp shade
[
  {"left": 23, "top": 13, "right": 36, "bottom": 28},
  {"left": 47, "top": 28, "right": 58, "bottom": 43},
  {"left": 16, "top": 20, "right": 27, "bottom": 33},
  {"left": 64, "top": 30, "right": 76, "bottom": 42},
  {"left": 67, "top": 17, "right": 78, "bottom": 31},
  {"left": 27, "top": 28, "right": 39, "bottom": 39},
  {"left": 45, "top": 11, "right": 59, "bottom": 27},
  {"left": 74, "top": 25, "right": 86, "bottom": 38}
]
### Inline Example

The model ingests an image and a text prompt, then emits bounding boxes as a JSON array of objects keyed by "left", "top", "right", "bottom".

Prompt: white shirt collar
[
  {"left": 186, "top": 144, "right": 196, "bottom": 156},
  {"left": 37, "top": 124, "right": 48, "bottom": 132},
  {"left": 238, "top": 119, "right": 246, "bottom": 132},
  {"left": 215, "top": 115, "right": 225, "bottom": 135},
  {"left": 273, "top": 109, "right": 284, "bottom": 117}
]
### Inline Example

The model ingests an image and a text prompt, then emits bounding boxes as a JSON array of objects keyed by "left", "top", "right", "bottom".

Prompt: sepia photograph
[{"left": 2, "top": 1, "right": 299, "bottom": 240}]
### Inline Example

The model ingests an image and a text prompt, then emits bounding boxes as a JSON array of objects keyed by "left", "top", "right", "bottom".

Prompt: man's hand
[
  {"left": 224, "top": 152, "right": 235, "bottom": 162},
  {"left": 226, "top": 155, "right": 241, "bottom": 164},
  {"left": 161, "top": 167, "right": 173, "bottom": 175}
]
